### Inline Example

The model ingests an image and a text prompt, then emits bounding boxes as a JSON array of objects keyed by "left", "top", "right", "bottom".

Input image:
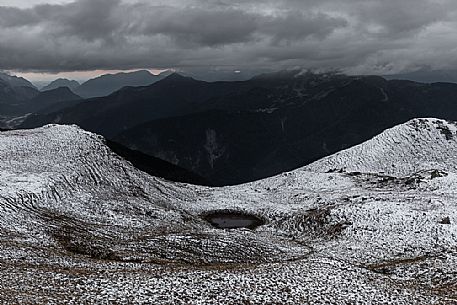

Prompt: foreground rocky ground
[{"left": 0, "top": 119, "right": 456, "bottom": 304}]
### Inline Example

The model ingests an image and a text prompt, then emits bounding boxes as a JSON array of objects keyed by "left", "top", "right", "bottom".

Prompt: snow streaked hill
[
  {"left": 306, "top": 118, "right": 457, "bottom": 175},
  {"left": 0, "top": 121, "right": 456, "bottom": 304}
]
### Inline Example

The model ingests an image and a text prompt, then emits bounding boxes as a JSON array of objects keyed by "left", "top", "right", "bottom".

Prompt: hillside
[
  {"left": 113, "top": 75, "right": 457, "bottom": 185},
  {"left": 0, "top": 120, "right": 456, "bottom": 303},
  {"left": 28, "top": 87, "right": 82, "bottom": 113},
  {"left": 0, "top": 77, "right": 39, "bottom": 115},
  {"left": 306, "top": 118, "right": 457, "bottom": 175}
]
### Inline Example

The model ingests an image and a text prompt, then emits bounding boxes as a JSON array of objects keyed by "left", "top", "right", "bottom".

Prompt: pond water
[{"left": 204, "top": 212, "right": 264, "bottom": 229}]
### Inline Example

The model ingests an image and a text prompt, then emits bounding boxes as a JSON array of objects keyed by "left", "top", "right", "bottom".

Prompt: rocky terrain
[{"left": 0, "top": 118, "right": 456, "bottom": 304}]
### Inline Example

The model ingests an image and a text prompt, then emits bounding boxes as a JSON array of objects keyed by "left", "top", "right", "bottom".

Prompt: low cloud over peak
[{"left": 1, "top": 0, "right": 457, "bottom": 75}]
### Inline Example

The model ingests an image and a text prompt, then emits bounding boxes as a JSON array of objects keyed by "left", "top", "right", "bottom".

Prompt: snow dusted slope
[
  {"left": 0, "top": 122, "right": 456, "bottom": 304},
  {"left": 0, "top": 125, "right": 306, "bottom": 265},
  {"left": 307, "top": 118, "right": 457, "bottom": 175}
]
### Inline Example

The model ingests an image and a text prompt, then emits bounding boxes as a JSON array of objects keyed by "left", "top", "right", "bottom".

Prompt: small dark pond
[{"left": 203, "top": 211, "right": 264, "bottom": 229}]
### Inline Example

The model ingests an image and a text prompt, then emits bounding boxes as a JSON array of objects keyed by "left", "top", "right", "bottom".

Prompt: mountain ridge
[
  {"left": 111, "top": 75, "right": 457, "bottom": 185},
  {"left": 74, "top": 70, "right": 171, "bottom": 98},
  {"left": 306, "top": 118, "right": 457, "bottom": 175},
  {"left": 42, "top": 78, "right": 80, "bottom": 91},
  {"left": 19, "top": 71, "right": 457, "bottom": 185},
  {"left": 0, "top": 71, "right": 37, "bottom": 89}
]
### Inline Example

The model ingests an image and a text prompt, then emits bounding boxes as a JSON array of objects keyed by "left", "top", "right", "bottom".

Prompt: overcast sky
[{"left": 1, "top": 0, "right": 457, "bottom": 80}]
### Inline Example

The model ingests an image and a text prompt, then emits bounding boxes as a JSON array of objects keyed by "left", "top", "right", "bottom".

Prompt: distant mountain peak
[
  {"left": 42, "top": 78, "right": 80, "bottom": 91},
  {"left": 107, "top": 69, "right": 152, "bottom": 78},
  {"left": 74, "top": 69, "right": 170, "bottom": 98},
  {"left": 162, "top": 72, "right": 195, "bottom": 82},
  {"left": 0, "top": 71, "right": 37, "bottom": 89}
]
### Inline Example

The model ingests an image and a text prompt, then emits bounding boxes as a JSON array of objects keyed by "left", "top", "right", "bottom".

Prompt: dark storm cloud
[
  {"left": 0, "top": 7, "right": 39, "bottom": 27},
  {"left": 0, "top": 0, "right": 457, "bottom": 74}
]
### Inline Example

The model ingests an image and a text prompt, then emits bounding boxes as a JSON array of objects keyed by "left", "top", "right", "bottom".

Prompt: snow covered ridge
[
  {"left": 306, "top": 118, "right": 457, "bottom": 175},
  {"left": 0, "top": 121, "right": 456, "bottom": 303}
]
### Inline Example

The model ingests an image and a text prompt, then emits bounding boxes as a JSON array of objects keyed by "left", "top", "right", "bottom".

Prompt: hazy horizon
[{"left": 11, "top": 68, "right": 168, "bottom": 84}]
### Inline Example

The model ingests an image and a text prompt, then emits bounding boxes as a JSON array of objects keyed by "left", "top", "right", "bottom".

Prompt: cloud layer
[{"left": 1, "top": 0, "right": 457, "bottom": 74}]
